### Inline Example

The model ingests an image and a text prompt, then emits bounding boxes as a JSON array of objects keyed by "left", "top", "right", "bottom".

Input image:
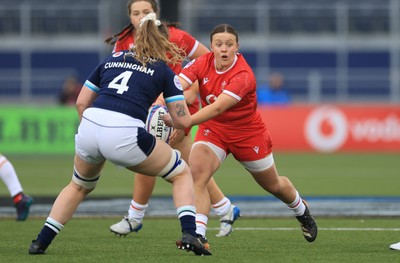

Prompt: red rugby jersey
[
  {"left": 113, "top": 26, "right": 198, "bottom": 74},
  {"left": 180, "top": 53, "right": 266, "bottom": 141}
]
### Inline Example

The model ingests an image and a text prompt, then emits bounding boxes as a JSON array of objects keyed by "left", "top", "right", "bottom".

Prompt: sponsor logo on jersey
[
  {"left": 174, "top": 75, "right": 183, "bottom": 91},
  {"left": 206, "top": 94, "right": 217, "bottom": 105},
  {"left": 112, "top": 51, "right": 124, "bottom": 57},
  {"left": 203, "top": 77, "right": 209, "bottom": 85}
]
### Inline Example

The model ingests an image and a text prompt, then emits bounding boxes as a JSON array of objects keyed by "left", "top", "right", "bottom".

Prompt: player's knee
[
  {"left": 157, "top": 149, "right": 186, "bottom": 181},
  {"left": 72, "top": 168, "right": 100, "bottom": 190}
]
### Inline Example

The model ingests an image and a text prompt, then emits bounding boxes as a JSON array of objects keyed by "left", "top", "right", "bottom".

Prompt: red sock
[{"left": 13, "top": 193, "right": 23, "bottom": 204}]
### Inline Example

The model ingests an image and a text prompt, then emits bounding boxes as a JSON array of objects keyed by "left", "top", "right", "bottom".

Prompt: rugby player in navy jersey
[
  {"left": 108, "top": 0, "right": 240, "bottom": 240},
  {"left": 28, "top": 13, "right": 211, "bottom": 256}
]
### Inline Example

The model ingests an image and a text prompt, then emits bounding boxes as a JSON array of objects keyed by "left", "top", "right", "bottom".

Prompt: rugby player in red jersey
[{"left": 176, "top": 23, "right": 318, "bottom": 246}]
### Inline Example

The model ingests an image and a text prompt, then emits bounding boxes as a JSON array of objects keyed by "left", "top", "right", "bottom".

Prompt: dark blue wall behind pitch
[{"left": 0, "top": 49, "right": 391, "bottom": 99}]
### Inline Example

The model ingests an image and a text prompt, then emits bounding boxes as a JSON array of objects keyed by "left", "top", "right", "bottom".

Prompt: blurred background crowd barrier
[
  {"left": 0, "top": 0, "right": 399, "bottom": 153},
  {"left": 1, "top": 0, "right": 400, "bottom": 104}
]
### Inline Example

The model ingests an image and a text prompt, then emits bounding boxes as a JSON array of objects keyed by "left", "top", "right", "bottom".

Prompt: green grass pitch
[
  {"left": 1, "top": 152, "right": 399, "bottom": 262},
  {"left": 1, "top": 217, "right": 400, "bottom": 263},
  {"left": 1, "top": 152, "right": 399, "bottom": 197}
]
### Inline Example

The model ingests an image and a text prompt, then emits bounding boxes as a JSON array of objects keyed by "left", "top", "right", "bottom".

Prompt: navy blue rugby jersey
[{"left": 84, "top": 50, "right": 184, "bottom": 123}]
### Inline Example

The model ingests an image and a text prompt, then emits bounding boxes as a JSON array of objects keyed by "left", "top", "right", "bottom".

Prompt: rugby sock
[
  {"left": 287, "top": 191, "right": 306, "bottom": 216},
  {"left": 195, "top": 214, "right": 208, "bottom": 238},
  {"left": 128, "top": 200, "right": 148, "bottom": 223},
  {"left": 36, "top": 217, "right": 64, "bottom": 249},
  {"left": 0, "top": 156, "right": 23, "bottom": 197},
  {"left": 177, "top": 205, "right": 197, "bottom": 237},
  {"left": 212, "top": 197, "right": 231, "bottom": 216},
  {"left": 13, "top": 192, "right": 23, "bottom": 204}
]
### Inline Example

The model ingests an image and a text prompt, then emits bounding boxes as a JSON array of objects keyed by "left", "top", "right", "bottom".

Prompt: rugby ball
[{"left": 145, "top": 105, "right": 173, "bottom": 143}]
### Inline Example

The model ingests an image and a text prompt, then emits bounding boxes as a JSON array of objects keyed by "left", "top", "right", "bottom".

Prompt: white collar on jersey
[{"left": 215, "top": 53, "right": 238, "bottom": 74}]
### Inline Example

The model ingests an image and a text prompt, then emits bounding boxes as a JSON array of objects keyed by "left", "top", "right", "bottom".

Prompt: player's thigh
[
  {"left": 189, "top": 142, "right": 221, "bottom": 184},
  {"left": 171, "top": 133, "right": 192, "bottom": 162},
  {"left": 249, "top": 162, "right": 281, "bottom": 189},
  {"left": 129, "top": 139, "right": 174, "bottom": 176},
  {"left": 74, "top": 154, "right": 105, "bottom": 178}
]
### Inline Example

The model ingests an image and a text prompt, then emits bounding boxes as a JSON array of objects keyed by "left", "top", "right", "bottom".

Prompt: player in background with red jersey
[
  {"left": 106, "top": 0, "right": 240, "bottom": 240},
  {"left": 175, "top": 24, "right": 318, "bottom": 246}
]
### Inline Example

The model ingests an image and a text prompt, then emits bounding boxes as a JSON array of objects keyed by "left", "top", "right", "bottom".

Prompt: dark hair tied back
[{"left": 210, "top": 24, "right": 239, "bottom": 43}]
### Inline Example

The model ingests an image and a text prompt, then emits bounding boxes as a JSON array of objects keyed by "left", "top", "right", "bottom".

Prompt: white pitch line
[{"left": 209, "top": 227, "right": 400, "bottom": 231}]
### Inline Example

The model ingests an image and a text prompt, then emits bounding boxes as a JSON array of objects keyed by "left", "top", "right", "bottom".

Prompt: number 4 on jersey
[{"left": 108, "top": 71, "right": 133, "bottom": 94}]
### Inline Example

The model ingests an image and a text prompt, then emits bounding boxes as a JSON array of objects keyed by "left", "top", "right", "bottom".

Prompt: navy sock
[
  {"left": 36, "top": 225, "right": 58, "bottom": 249},
  {"left": 180, "top": 215, "right": 197, "bottom": 237}
]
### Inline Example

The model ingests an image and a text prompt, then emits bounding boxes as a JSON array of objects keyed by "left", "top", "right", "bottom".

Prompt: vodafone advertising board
[{"left": 259, "top": 104, "right": 400, "bottom": 152}]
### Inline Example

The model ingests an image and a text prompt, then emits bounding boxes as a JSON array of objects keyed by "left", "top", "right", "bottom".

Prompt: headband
[{"left": 139, "top": 13, "right": 161, "bottom": 27}]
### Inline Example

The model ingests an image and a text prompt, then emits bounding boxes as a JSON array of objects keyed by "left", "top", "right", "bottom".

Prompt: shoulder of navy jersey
[
  {"left": 103, "top": 50, "right": 173, "bottom": 76},
  {"left": 86, "top": 50, "right": 184, "bottom": 123}
]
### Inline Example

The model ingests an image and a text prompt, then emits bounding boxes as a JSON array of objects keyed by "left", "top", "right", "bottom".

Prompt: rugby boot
[{"left": 296, "top": 201, "right": 318, "bottom": 242}]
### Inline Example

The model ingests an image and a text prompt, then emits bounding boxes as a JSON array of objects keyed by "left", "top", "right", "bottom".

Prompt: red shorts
[{"left": 194, "top": 125, "right": 273, "bottom": 162}]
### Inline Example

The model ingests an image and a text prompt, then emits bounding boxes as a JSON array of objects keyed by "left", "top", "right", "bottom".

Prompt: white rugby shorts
[{"left": 75, "top": 108, "right": 156, "bottom": 167}]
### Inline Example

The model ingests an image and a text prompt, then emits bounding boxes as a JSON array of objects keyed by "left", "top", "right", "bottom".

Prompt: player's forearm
[{"left": 190, "top": 104, "right": 222, "bottom": 126}]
